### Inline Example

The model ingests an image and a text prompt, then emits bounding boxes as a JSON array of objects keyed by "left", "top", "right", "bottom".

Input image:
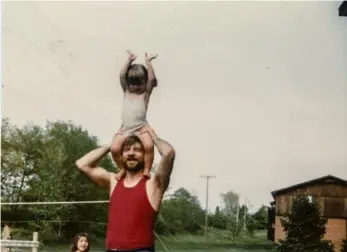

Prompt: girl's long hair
[{"left": 70, "top": 233, "right": 90, "bottom": 252}]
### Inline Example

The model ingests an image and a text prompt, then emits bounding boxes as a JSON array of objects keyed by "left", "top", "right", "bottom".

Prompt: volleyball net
[{"left": 1, "top": 200, "right": 172, "bottom": 252}]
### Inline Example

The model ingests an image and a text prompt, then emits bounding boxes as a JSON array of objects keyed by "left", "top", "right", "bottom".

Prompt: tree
[
  {"left": 251, "top": 205, "right": 268, "bottom": 230},
  {"left": 155, "top": 188, "right": 205, "bottom": 235},
  {"left": 1, "top": 119, "right": 46, "bottom": 225},
  {"left": 341, "top": 239, "right": 347, "bottom": 252},
  {"left": 275, "top": 196, "right": 334, "bottom": 252},
  {"left": 220, "top": 190, "right": 239, "bottom": 217},
  {"left": 208, "top": 206, "right": 227, "bottom": 230},
  {"left": 219, "top": 190, "right": 244, "bottom": 240},
  {"left": 1, "top": 118, "right": 115, "bottom": 242}
]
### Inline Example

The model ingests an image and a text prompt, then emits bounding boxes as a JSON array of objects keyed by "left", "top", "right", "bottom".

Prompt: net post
[{"left": 32, "top": 232, "right": 38, "bottom": 252}]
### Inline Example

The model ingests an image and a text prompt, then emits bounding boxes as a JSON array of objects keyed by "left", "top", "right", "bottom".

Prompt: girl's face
[
  {"left": 77, "top": 236, "right": 89, "bottom": 252},
  {"left": 128, "top": 82, "right": 147, "bottom": 94}
]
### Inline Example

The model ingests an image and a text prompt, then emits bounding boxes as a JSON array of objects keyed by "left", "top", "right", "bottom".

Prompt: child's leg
[
  {"left": 137, "top": 130, "right": 154, "bottom": 178},
  {"left": 110, "top": 132, "right": 128, "bottom": 180}
]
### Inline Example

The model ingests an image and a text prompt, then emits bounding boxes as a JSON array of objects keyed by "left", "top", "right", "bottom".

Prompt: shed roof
[
  {"left": 271, "top": 175, "right": 347, "bottom": 198},
  {"left": 339, "top": 1, "right": 347, "bottom": 16}
]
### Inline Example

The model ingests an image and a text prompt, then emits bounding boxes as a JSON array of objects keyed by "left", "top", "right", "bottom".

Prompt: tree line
[{"left": 1, "top": 118, "right": 268, "bottom": 243}]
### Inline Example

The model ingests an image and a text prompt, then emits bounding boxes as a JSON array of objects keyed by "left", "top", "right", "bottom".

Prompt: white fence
[{"left": 0, "top": 232, "right": 39, "bottom": 252}]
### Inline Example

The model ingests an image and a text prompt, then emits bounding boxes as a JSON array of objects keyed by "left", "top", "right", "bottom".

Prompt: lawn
[
  {"left": 36, "top": 247, "right": 271, "bottom": 252},
  {"left": 36, "top": 230, "right": 274, "bottom": 252}
]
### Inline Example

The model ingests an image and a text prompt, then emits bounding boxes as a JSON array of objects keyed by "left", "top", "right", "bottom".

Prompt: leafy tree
[
  {"left": 1, "top": 118, "right": 115, "bottom": 242},
  {"left": 275, "top": 196, "right": 334, "bottom": 252},
  {"left": 1, "top": 119, "right": 46, "bottom": 225},
  {"left": 225, "top": 218, "right": 242, "bottom": 240},
  {"left": 155, "top": 188, "right": 205, "bottom": 235},
  {"left": 221, "top": 190, "right": 239, "bottom": 217},
  {"left": 208, "top": 206, "right": 227, "bottom": 230},
  {"left": 251, "top": 205, "right": 268, "bottom": 230},
  {"left": 341, "top": 239, "right": 347, "bottom": 252}
]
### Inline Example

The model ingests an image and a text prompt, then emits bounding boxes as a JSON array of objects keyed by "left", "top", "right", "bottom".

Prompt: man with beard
[{"left": 75, "top": 125, "right": 175, "bottom": 252}]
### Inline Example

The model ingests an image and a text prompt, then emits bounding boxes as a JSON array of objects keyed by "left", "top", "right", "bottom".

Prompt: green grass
[
  {"left": 153, "top": 230, "right": 273, "bottom": 252},
  {"left": 35, "top": 248, "right": 271, "bottom": 252},
  {"left": 36, "top": 246, "right": 272, "bottom": 252},
  {"left": 34, "top": 230, "right": 273, "bottom": 252}
]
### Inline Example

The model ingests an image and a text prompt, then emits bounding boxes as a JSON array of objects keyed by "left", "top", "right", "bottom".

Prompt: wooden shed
[
  {"left": 339, "top": 1, "right": 347, "bottom": 16},
  {"left": 267, "top": 175, "right": 347, "bottom": 252}
]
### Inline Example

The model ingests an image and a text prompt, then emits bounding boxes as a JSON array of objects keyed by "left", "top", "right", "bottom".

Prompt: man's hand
[
  {"left": 127, "top": 49, "right": 137, "bottom": 62},
  {"left": 145, "top": 52, "right": 158, "bottom": 64}
]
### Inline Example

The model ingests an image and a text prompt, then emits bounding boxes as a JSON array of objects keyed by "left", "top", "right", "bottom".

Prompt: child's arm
[
  {"left": 145, "top": 52, "right": 158, "bottom": 95},
  {"left": 119, "top": 50, "right": 136, "bottom": 92}
]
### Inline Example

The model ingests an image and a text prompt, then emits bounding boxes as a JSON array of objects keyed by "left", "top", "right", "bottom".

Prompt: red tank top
[{"left": 105, "top": 177, "right": 157, "bottom": 250}]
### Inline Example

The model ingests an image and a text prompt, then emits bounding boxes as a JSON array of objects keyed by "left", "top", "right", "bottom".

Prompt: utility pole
[
  {"left": 243, "top": 196, "right": 247, "bottom": 231},
  {"left": 200, "top": 175, "right": 216, "bottom": 237},
  {"left": 235, "top": 199, "right": 240, "bottom": 226}
]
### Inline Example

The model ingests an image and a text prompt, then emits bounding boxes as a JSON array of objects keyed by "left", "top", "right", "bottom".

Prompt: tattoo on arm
[{"left": 152, "top": 136, "right": 175, "bottom": 191}]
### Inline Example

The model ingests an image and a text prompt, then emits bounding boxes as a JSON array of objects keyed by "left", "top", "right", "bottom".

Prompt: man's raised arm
[
  {"left": 146, "top": 127, "right": 175, "bottom": 192},
  {"left": 75, "top": 145, "right": 113, "bottom": 188}
]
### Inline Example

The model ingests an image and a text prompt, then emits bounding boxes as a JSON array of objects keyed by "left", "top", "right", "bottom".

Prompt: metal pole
[
  {"left": 243, "top": 196, "right": 247, "bottom": 231},
  {"left": 236, "top": 199, "right": 239, "bottom": 226},
  {"left": 200, "top": 175, "right": 216, "bottom": 237}
]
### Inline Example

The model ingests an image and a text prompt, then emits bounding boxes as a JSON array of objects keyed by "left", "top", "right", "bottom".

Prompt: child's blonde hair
[{"left": 126, "top": 64, "right": 148, "bottom": 85}]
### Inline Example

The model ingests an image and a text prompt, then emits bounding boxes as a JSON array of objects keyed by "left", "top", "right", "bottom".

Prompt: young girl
[
  {"left": 70, "top": 233, "right": 90, "bottom": 252},
  {"left": 111, "top": 50, "right": 158, "bottom": 180}
]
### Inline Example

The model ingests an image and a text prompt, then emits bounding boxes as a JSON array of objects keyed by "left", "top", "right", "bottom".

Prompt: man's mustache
[{"left": 126, "top": 156, "right": 137, "bottom": 161}]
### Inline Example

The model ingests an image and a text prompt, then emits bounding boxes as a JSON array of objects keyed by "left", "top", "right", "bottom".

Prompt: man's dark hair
[{"left": 121, "top": 135, "right": 144, "bottom": 154}]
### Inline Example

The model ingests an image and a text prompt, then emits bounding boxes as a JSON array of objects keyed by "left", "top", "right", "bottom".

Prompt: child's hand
[
  {"left": 145, "top": 52, "right": 158, "bottom": 64},
  {"left": 127, "top": 49, "right": 137, "bottom": 62}
]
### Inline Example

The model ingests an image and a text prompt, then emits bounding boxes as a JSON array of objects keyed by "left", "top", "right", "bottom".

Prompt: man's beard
[{"left": 124, "top": 159, "right": 144, "bottom": 173}]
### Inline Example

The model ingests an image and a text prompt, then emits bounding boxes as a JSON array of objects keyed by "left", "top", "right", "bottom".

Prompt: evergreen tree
[
  {"left": 341, "top": 239, "right": 347, "bottom": 252},
  {"left": 275, "top": 196, "right": 334, "bottom": 252}
]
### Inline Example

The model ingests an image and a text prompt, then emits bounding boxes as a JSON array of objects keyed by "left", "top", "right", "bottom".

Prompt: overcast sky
[{"left": 2, "top": 1, "right": 347, "bottom": 212}]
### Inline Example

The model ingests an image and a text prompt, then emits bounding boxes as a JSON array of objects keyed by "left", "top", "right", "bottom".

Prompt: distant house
[
  {"left": 339, "top": 1, "right": 347, "bottom": 16},
  {"left": 267, "top": 175, "right": 347, "bottom": 252}
]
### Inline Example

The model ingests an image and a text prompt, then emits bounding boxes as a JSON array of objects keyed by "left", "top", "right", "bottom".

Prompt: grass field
[
  {"left": 35, "top": 246, "right": 272, "bottom": 252},
  {"left": 29, "top": 248, "right": 271, "bottom": 252},
  {"left": 34, "top": 230, "right": 274, "bottom": 252},
  {"left": 35, "top": 247, "right": 272, "bottom": 252}
]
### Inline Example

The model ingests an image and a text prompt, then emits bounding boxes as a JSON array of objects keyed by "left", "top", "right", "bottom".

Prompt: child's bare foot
[{"left": 115, "top": 170, "right": 126, "bottom": 181}]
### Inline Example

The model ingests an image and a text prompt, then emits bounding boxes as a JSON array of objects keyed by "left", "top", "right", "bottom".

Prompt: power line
[
  {"left": 199, "top": 175, "right": 216, "bottom": 237},
  {"left": 1, "top": 200, "right": 109, "bottom": 206},
  {"left": 2, "top": 220, "right": 108, "bottom": 225}
]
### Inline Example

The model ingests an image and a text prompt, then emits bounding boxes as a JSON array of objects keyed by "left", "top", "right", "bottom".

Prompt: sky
[{"left": 2, "top": 1, "right": 347, "bottom": 213}]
